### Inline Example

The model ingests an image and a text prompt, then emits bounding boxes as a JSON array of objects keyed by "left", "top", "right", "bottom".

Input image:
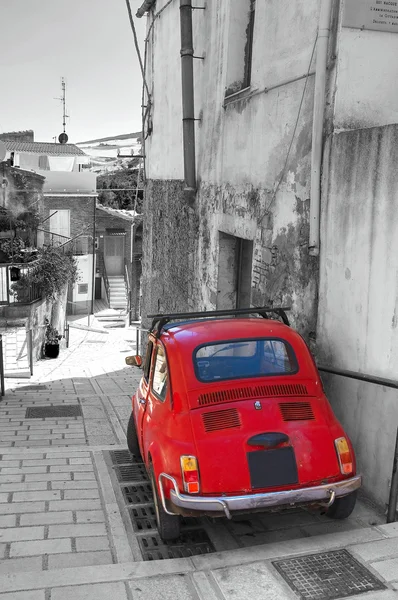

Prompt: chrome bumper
[{"left": 158, "top": 473, "right": 362, "bottom": 519}]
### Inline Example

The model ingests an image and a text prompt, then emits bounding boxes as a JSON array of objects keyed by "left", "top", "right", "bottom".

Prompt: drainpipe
[
  {"left": 136, "top": 0, "right": 156, "bottom": 18},
  {"left": 309, "top": 0, "right": 333, "bottom": 257},
  {"left": 180, "top": 0, "right": 197, "bottom": 197}
]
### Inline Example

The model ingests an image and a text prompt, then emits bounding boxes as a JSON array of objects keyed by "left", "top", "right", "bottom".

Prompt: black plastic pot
[{"left": 44, "top": 343, "right": 60, "bottom": 359}]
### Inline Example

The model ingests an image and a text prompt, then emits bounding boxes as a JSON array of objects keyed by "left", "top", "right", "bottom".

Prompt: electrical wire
[
  {"left": 125, "top": 0, "right": 151, "bottom": 102},
  {"left": 257, "top": 34, "right": 318, "bottom": 225}
]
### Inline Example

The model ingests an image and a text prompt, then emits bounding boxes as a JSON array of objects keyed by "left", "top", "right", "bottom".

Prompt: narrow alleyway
[{"left": 0, "top": 318, "right": 397, "bottom": 599}]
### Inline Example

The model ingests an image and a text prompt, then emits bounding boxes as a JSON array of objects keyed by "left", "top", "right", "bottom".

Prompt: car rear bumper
[{"left": 158, "top": 473, "right": 362, "bottom": 519}]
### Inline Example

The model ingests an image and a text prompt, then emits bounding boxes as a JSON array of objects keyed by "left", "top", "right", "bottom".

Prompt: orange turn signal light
[
  {"left": 180, "top": 455, "right": 200, "bottom": 494},
  {"left": 335, "top": 437, "right": 353, "bottom": 475}
]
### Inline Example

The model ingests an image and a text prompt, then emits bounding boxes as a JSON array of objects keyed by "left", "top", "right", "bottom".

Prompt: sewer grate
[
  {"left": 110, "top": 450, "right": 133, "bottom": 465},
  {"left": 272, "top": 549, "right": 386, "bottom": 600},
  {"left": 115, "top": 463, "right": 148, "bottom": 483},
  {"left": 25, "top": 405, "right": 82, "bottom": 419},
  {"left": 138, "top": 529, "right": 215, "bottom": 561},
  {"left": 123, "top": 483, "right": 153, "bottom": 505},
  {"left": 129, "top": 505, "right": 157, "bottom": 532}
]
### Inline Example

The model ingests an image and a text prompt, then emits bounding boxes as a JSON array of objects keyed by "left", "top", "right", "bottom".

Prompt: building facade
[{"left": 139, "top": 0, "right": 398, "bottom": 507}]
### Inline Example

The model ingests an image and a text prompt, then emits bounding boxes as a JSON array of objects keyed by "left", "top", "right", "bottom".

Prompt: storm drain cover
[
  {"left": 123, "top": 483, "right": 153, "bottom": 505},
  {"left": 138, "top": 529, "right": 215, "bottom": 561},
  {"left": 110, "top": 450, "right": 132, "bottom": 465},
  {"left": 273, "top": 549, "right": 386, "bottom": 600},
  {"left": 25, "top": 405, "right": 82, "bottom": 419},
  {"left": 115, "top": 463, "right": 148, "bottom": 483}
]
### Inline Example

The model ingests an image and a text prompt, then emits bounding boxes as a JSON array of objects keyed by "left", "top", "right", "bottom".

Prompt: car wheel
[
  {"left": 326, "top": 491, "right": 358, "bottom": 519},
  {"left": 126, "top": 412, "right": 141, "bottom": 459},
  {"left": 150, "top": 466, "right": 181, "bottom": 542}
]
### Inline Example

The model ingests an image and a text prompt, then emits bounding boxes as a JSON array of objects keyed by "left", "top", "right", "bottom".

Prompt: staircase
[{"left": 108, "top": 276, "right": 128, "bottom": 311}]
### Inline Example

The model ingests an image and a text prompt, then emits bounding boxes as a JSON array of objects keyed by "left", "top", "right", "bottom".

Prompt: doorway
[
  {"left": 104, "top": 235, "right": 125, "bottom": 276},
  {"left": 216, "top": 232, "right": 253, "bottom": 310}
]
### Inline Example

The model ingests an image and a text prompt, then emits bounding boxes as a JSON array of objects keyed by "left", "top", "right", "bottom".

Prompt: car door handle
[{"left": 138, "top": 398, "right": 146, "bottom": 405}]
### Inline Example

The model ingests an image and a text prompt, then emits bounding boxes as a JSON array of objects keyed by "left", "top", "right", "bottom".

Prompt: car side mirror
[{"left": 125, "top": 355, "right": 143, "bottom": 367}]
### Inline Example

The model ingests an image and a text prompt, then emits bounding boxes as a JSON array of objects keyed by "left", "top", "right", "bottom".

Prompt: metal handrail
[
  {"left": 124, "top": 259, "right": 132, "bottom": 324},
  {"left": 101, "top": 254, "right": 110, "bottom": 306}
]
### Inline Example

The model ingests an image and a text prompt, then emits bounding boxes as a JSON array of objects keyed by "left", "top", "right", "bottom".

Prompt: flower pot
[{"left": 44, "top": 343, "right": 60, "bottom": 359}]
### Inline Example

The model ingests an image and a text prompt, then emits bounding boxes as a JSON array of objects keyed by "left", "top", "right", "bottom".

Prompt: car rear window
[{"left": 194, "top": 338, "right": 298, "bottom": 382}]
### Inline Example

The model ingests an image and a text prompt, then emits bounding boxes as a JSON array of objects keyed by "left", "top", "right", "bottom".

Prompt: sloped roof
[
  {"left": 4, "top": 140, "right": 87, "bottom": 156},
  {"left": 96, "top": 205, "right": 140, "bottom": 221}
]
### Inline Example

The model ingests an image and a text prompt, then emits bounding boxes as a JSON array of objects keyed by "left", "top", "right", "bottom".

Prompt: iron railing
[
  {"left": 125, "top": 259, "right": 132, "bottom": 325},
  {"left": 0, "top": 263, "right": 42, "bottom": 305},
  {"left": 98, "top": 251, "right": 110, "bottom": 306}
]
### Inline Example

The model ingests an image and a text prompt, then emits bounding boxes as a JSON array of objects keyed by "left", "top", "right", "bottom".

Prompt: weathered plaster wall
[
  {"left": 144, "top": 0, "right": 321, "bottom": 337},
  {"left": 334, "top": 27, "right": 398, "bottom": 130},
  {"left": 318, "top": 124, "right": 398, "bottom": 506}
]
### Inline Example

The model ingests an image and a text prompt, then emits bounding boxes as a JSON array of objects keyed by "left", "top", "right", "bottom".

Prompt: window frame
[
  {"left": 150, "top": 344, "right": 169, "bottom": 403},
  {"left": 242, "top": 0, "right": 256, "bottom": 90}
]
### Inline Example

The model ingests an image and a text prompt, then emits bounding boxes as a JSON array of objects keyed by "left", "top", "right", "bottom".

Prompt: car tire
[
  {"left": 326, "top": 491, "right": 358, "bottom": 519},
  {"left": 150, "top": 466, "right": 181, "bottom": 542},
  {"left": 126, "top": 412, "right": 141, "bottom": 459}
]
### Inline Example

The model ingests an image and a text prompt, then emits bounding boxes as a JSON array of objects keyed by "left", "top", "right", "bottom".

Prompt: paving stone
[
  {"left": 51, "top": 582, "right": 127, "bottom": 600},
  {"left": 48, "top": 550, "right": 113, "bottom": 570},
  {"left": 63, "top": 489, "right": 100, "bottom": 500},
  {"left": 12, "top": 490, "right": 61, "bottom": 502},
  {"left": 213, "top": 561, "right": 292, "bottom": 600},
  {"left": 28, "top": 434, "right": 65, "bottom": 440},
  {"left": 74, "top": 472, "right": 96, "bottom": 481},
  {"left": 75, "top": 511, "right": 106, "bottom": 524},
  {"left": 2, "top": 467, "right": 47, "bottom": 474},
  {"left": 51, "top": 480, "right": 98, "bottom": 490},
  {"left": 0, "top": 482, "right": 48, "bottom": 492},
  {"left": 371, "top": 558, "right": 398, "bottom": 582},
  {"left": 46, "top": 452, "right": 90, "bottom": 459},
  {"left": 0, "top": 544, "right": 5, "bottom": 559},
  {"left": 0, "top": 591, "right": 45, "bottom": 600},
  {"left": 49, "top": 500, "right": 102, "bottom": 512},
  {"left": 22, "top": 459, "right": 67, "bottom": 466},
  {"left": 0, "top": 493, "right": 8, "bottom": 502},
  {"left": 75, "top": 536, "right": 110, "bottom": 552},
  {"left": 14, "top": 440, "right": 51, "bottom": 447},
  {"left": 0, "top": 460, "right": 21, "bottom": 467},
  {"left": 69, "top": 458, "right": 92, "bottom": 465},
  {"left": 0, "top": 555, "right": 43, "bottom": 573},
  {"left": 0, "top": 526, "right": 44, "bottom": 542},
  {"left": 0, "top": 515, "right": 16, "bottom": 527},
  {"left": 129, "top": 575, "right": 198, "bottom": 600},
  {"left": 352, "top": 537, "right": 398, "bottom": 562},
  {"left": 50, "top": 465, "right": 93, "bottom": 473},
  {"left": 0, "top": 474, "right": 23, "bottom": 483},
  {"left": 0, "top": 501, "right": 45, "bottom": 514},
  {"left": 24, "top": 473, "right": 72, "bottom": 482},
  {"left": 50, "top": 440, "right": 87, "bottom": 446},
  {"left": 48, "top": 523, "right": 107, "bottom": 538},
  {"left": 20, "top": 512, "right": 74, "bottom": 526},
  {"left": 10, "top": 538, "right": 72, "bottom": 557}
]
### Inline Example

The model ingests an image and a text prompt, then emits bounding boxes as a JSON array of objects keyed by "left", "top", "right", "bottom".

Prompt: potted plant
[{"left": 43, "top": 318, "right": 62, "bottom": 359}]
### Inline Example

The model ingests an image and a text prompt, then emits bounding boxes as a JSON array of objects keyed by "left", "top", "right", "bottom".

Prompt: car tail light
[
  {"left": 180, "top": 455, "right": 200, "bottom": 494},
  {"left": 335, "top": 437, "right": 353, "bottom": 475}
]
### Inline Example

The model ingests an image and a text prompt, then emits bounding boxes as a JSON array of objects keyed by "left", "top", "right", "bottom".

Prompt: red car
[{"left": 125, "top": 307, "right": 361, "bottom": 542}]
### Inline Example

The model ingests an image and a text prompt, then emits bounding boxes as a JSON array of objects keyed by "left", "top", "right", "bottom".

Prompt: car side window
[
  {"left": 151, "top": 345, "right": 168, "bottom": 402},
  {"left": 143, "top": 341, "right": 154, "bottom": 382}
]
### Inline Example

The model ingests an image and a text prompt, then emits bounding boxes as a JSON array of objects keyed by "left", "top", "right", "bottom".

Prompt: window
[
  {"left": 243, "top": 0, "right": 256, "bottom": 89},
  {"left": 194, "top": 338, "right": 298, "bottom": 383},
  {"left": 225, "top": 0, "right": 256, "bottom": 97},
  {"left": 143, "top": 341, "right": 154, "bottom": 382},
  {"left": 151, "top": 346, "right": 168, "bottom": 401},
  {"left": 78, "top": 284, "right": 88, "bottom": 294}
]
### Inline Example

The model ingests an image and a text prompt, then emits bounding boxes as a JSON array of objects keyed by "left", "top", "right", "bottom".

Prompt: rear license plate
[{"left": 247, "top": 447, "right": 298, "bottom": 489}]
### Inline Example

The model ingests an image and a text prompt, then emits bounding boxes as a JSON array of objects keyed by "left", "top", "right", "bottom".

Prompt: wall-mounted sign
[{"left": 343, "top": 0, "right": 398, "bottom": 33}]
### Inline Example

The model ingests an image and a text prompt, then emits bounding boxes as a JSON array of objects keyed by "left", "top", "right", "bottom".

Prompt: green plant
[
  {"left": 10, "top": 246, "right": 79, "bottom": 301},
  {"left": 44, "top": 318, "right": 62, "bottom": 345},
  {"left": 0, "top": 237, "right": 25, "bottom": 261}
]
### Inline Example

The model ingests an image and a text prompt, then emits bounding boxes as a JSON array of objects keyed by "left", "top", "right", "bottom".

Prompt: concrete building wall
[{"left": 317, "top": 124, "right": 398, "bottom": 506}]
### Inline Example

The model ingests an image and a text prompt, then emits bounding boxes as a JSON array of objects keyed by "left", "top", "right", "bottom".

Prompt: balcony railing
[{"left": 0, "top": 263, "right": 42, "bottom": 305}]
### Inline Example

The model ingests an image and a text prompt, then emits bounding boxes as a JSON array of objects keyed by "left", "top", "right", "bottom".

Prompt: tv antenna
[{"left": 54, "top": 77, "right": 69, "bottom": 144}]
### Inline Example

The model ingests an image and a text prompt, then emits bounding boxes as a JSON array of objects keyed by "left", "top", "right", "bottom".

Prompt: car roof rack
[{"left": 147, "top": 306, "right": 291, "bottom": 337}]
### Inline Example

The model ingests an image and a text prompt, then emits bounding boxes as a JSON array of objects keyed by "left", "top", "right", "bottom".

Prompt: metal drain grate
[
  {"left": 138, "top": 529, "right": 215, "bottom": 561},
  {"left": 115, "top": 463, "right": 148, "bottom": 483},
  {"left": 110, "top": 450, "right": 132, "bottom": 465},
  {"left": 273, "top": 549, "right": 386, "bottom": 600},
  {"left": 25, "top": 405, "right": 82, "bottom": 419},
  {"left": 123, "top": 483, "right": 153, "bottom": 505},
  {"left": 129, "top": 505, "right": 157, "bottom": 532}
]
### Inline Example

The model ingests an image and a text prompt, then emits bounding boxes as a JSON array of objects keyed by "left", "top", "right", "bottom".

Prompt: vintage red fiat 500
[{"left": 125, "top": 307, "right": 361, "bottom": 542}]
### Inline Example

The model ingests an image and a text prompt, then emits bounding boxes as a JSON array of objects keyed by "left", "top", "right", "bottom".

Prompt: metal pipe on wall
[
  {"left": 180, "top": 0, "right": 197, "bottom": 196},
  {"left": 309, "top": 0, "right": 333, "bottom": 257}
]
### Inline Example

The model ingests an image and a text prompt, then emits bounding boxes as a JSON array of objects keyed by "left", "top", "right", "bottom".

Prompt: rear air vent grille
[
  {"left": 279, "top": 402, "right": 315, "bottom": 422},
  {"left": 202, "top": 408, "right": 241, "bottom": 433},
  {"left": 198, "top": 383, "right": 308, "bottom": 406}
]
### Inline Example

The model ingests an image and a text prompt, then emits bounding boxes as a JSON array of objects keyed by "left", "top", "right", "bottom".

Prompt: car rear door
[{"left": 134, "top": 339, "right": 154, "bottom": 457}]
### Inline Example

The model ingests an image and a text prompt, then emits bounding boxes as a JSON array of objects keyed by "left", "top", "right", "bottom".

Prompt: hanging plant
[{"left": 10, "top": 246, "right": 79, "bottom": 302}]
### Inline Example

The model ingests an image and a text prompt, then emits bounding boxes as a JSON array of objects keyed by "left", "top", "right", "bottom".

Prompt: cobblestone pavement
[{"left": 0, "top": 317, "right": 398, "bottom": 599}]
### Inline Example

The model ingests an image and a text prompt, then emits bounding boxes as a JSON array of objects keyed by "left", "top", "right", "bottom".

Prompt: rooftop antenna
[{"left": 54, "top": 77, "right": 69, "bottom": 144}]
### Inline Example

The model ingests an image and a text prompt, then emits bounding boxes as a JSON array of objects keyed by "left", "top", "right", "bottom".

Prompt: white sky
[{"left": 0, "top": 1, "right": 147, "bottom": 143}]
